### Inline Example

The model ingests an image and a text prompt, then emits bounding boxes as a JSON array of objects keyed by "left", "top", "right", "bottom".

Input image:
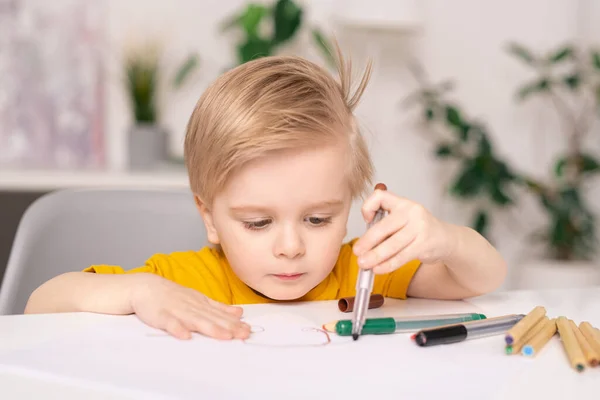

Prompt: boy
[{"left": 25, "top": 47, "right": 507, "bottom": 341}]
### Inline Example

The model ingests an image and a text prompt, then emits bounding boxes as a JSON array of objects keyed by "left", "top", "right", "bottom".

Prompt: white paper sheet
[{"left": 2, "top": 299, "right": 588, "bottom": 399}]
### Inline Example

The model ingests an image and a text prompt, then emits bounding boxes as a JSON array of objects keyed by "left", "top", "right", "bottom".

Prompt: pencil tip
[{"left": 352, "top": 333, "right": 359, "bottom": 341}]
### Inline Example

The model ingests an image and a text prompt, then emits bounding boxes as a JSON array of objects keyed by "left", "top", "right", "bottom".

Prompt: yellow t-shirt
[{"left": 82, "top": 238, "right": 421, "bottom": 305}]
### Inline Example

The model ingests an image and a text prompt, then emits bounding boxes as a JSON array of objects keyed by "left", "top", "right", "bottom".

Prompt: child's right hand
[{"left": 129, "top": 274, "right": 251, "bottom": 340}]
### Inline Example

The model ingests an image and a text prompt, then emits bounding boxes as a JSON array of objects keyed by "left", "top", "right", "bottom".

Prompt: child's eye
[
  {"left": 306, "top": 217, "right": 332, "bottom": 226},
  {"left": 243, "top": 219, "right": 272, "bottom": 230}
]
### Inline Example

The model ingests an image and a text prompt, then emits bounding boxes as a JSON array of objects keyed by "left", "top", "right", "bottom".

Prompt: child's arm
[
  {"left": 25, "top": 272, "right": 251, "bottom": 340},
  {"left": 353, "top": 189, "right": 507, "bottom": 300},
  {"left": 25, "top": 271, "right": 142, "bottom": 315},
  {"left": 404, "top": 224, "right": 507, "bottom": 299}
]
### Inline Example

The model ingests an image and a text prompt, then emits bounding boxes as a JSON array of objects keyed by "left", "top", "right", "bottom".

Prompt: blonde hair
[{"left": 184, "top": 44, "right": 373, "bottom": 206}]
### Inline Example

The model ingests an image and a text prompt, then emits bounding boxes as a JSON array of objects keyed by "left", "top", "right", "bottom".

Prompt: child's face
[{"left": 199, "top": 143, "right": 353, "bottom": 300}]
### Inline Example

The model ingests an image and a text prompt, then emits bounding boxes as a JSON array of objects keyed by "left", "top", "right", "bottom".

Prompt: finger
[
  {"left": 164, "top": 317, "right": 192, "bottom": 340},
  {"left": 360, "top": 189, "right": 412, "bottom": 224},
  {"left": 182, "top": 301, "right": 250, "bottom": 337},
  {"left": 357, "top": 225, "right": 417, "bottom": 269},
  {"left": 353, "top": 211, "right": 410, "bottom": 257},
  {"left": 188, "top": 310, "right": 251, "bottom": 340},
  {"left": 181, "top": 311, "right": 238, "bottom": 340},
  {"left": 206, "top": 297, "right": 244, "bottom": 317},
  {"left": 202, "top": 305, "right": 251, "bottom": 336},
  {"left": 372, "top": 243, "right": 419, "bottom": 274}
]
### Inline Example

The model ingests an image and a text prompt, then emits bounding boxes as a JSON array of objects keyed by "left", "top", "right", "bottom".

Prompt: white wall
[{"left": 103, "top": 0, "right": 600, "bottom": 289}]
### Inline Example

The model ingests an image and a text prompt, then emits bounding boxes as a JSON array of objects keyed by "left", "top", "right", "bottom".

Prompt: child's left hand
[{"left": 352, "top": 187, "right": 458, "bottom": 274}]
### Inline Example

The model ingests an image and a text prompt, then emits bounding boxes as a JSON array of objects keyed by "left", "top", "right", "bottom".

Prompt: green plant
[
  {"left": 124, "top": 44, "right": 200, "bottom": 124},
  {"left": 406, "top": 43, "right": 600, "bottom": 261},
  {"left": 404, "top": 65, "right": 519, "bottom": 240},
  {"left": 221, "top": 0, "right": 334, "bottom": 66}
]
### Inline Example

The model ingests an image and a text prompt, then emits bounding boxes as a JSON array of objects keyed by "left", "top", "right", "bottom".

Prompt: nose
[{"left": 273, "top": 224, "right": 305, "bottom": 259}]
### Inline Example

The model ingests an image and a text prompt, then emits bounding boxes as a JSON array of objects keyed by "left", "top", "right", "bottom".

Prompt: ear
[{"left": 194, "top": 195, "right": 220, "bottom": 245}]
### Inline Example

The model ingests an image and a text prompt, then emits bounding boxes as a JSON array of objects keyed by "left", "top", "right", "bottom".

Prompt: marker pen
[
  {"left": 414, "top": 314, "right": 525, "bottom": 347},
  {"left": 330, "top": 313, "right": 487, "bottom": 336}
]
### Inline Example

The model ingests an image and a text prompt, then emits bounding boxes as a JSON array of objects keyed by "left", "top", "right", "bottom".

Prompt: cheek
[
  {"left": 306, "top": 222, "right": 348, "bottom": 261},
  {"left": 214, "top": 221, "right": 270, "bottom": 272}
]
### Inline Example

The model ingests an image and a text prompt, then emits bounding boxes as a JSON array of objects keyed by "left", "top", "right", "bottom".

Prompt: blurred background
[{"left": 1, "top": 0, "right": 600, "bottom": 293}]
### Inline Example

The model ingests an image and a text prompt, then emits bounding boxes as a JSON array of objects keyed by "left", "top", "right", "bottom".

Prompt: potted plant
[
  {"left": 221, "top": 0, "right": 335, "bottom": 67},
  {"left": 505, "top": 42, "right": 600, "bottom": 288},
  {"left": 404, "top": 42, "right": 600, "bottom": 289},
  {"left": 124, "top": 42, "right": 199, "bottom": 170}
]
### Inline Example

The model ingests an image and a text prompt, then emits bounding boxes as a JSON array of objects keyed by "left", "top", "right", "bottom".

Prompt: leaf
[
  {"left": 238, "top": 36, "right": 272, "bottom": 64},
  {"left": 425, "top": 107, "right": 435, "bottom": 121},
  {"left": 445, "top": 105, "right": 462, "bottom": 127},
  {"left": 450, "top": 163, "right": 484, "bottom": 197},
  {"left": 517, "top": 79, "right": 550, "bottom": 100},
  {"left": 496, "top": 160, "right": 516, "bottom": 181},
  {"left": 563, "top": 73, "right": 580, "bottom": 90},
  {"left": 460, "top": 123, "right": 470, "bottom": 141},
  {"left": 559, "top": 187, "right": 581, "bottom": 210},
  {"left": 548, "top": 46, "right": 573, "bottom": 63},
  {"left": 580, "top": 154, "right": 600, "bottom": 173},
  {"left": 507, "top": 42, "right": 535, "bottom": 64},
  {"left": 490, "top": 183, "right": 513, "bottom": 205},
  {"left": 172, "top": 54, "right": 199, "bottom": 89},
  {"left": 272, "top": 0, "right": 302, "bottom": 45},
  {"left": 472, "top": 210, "right": 489, "bottom": 236},
  {"left": 554, "top": 157, "right": 567, "bottom": 177},
  {"left": 540, "top": 193, "right": 557, "bottom": 212},
  {"left": 435, "top": 144, "right": 453, "bottom": 157},
  {"left": 241, "top": 4, "right": 268, "bottom": 36},
  {"left": 311, "top": 28, "right": 335, "bottom": 67},
  {"left": 126, "top": 58, "right": 159, "bottom": 123},
  {"left": 555, "top": 154, "right": 600, "bottom": 176},
  {"left": 478, "top": 135, "right": 492, "bottom": 155},
  {"left": 592, "top": 51, "right": 600, "bottom": 70}
]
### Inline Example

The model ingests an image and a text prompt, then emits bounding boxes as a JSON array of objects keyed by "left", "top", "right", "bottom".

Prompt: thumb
[{"left": 361, "top": 183, "right": 390, "bottom": 223}]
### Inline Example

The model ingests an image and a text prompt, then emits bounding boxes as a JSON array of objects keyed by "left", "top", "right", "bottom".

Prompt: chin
[{"left": 257, "top": 284, "right": 311, "bottom": 301}]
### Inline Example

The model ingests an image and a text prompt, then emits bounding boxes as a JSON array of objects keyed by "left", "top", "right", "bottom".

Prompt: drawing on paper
[
  {"left": 146, "top": 325, "right": 334, "bottom": 347},
  {"left": 242, "top": 326, "right": 333, "bottom": 347},
  {"left": 144, "top": 312, "right": 352, "bottom": 348},
  {"left": 0, "top": 0, "right": 106, "bottom": 169}
]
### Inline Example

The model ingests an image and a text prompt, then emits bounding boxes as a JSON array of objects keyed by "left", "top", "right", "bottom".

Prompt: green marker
[{"left": 334, "top": 313, "right": 487, "bottom": 336}]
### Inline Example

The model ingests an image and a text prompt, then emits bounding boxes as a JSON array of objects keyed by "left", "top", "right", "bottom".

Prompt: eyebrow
[{"left": 229, "top": 200, "right": 345, "bottom": 214}]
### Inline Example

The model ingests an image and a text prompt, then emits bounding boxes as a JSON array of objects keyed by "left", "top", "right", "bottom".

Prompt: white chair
[{"left": 0, "top": 188, "right": 208, "bottom": 315}]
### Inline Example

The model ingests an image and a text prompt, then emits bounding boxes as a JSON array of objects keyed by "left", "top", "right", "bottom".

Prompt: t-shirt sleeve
[
  {"left": 380, "top": 259, "right": 422, "bottom": 299},
  {"left": 82, "top": 249, "right": 234, "bottom": 305},
  {"left": 82, "top": 255, "right": 164, "bottom": 277},
  {"left": 82, "top": 264, "right": 158, "bottom": 275}
]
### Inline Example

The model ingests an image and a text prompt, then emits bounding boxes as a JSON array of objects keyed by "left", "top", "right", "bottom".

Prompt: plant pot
[
  {"left": 127, "top": 123, "right": 167, "bottom": 170},
  {"left": 512, "top": 258, "right": 600, "bottom": 290}
]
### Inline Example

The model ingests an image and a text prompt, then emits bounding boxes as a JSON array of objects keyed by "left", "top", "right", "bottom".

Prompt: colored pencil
[
  {"left": 556, "top": 317, "right": 586, "bottom": 372},
  {"left": 522, "top": 318, "right": 557, "bottom": 357},
  {"left": 505, "top": 306, "right": 546, "bottom": 345},
  {"left": 570, "top": 320, "right": 599, "bottom": 367}
]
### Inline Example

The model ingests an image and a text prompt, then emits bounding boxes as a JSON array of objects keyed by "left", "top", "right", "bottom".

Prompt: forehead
[{"left": 220, "top": 145, "right": 351, "bottom": 208}]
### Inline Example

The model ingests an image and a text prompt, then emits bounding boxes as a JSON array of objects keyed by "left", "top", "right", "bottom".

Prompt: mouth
[{"left": 271, "top": 273, "right": 305, "bottom": 281}]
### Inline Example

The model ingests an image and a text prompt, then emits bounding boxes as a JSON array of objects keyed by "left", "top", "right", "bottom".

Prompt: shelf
[{"left": 0, "top": 168, "right": 190, "bottom": 192}]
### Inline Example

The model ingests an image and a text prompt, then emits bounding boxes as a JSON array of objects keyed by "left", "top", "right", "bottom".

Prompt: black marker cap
[{"left": 415, "top": 325, "right": 468, "bottom": 347}]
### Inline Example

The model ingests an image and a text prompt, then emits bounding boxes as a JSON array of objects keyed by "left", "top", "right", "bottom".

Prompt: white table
[{"left": 0, "top": 287, "right": 598, "bottom": 399}]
